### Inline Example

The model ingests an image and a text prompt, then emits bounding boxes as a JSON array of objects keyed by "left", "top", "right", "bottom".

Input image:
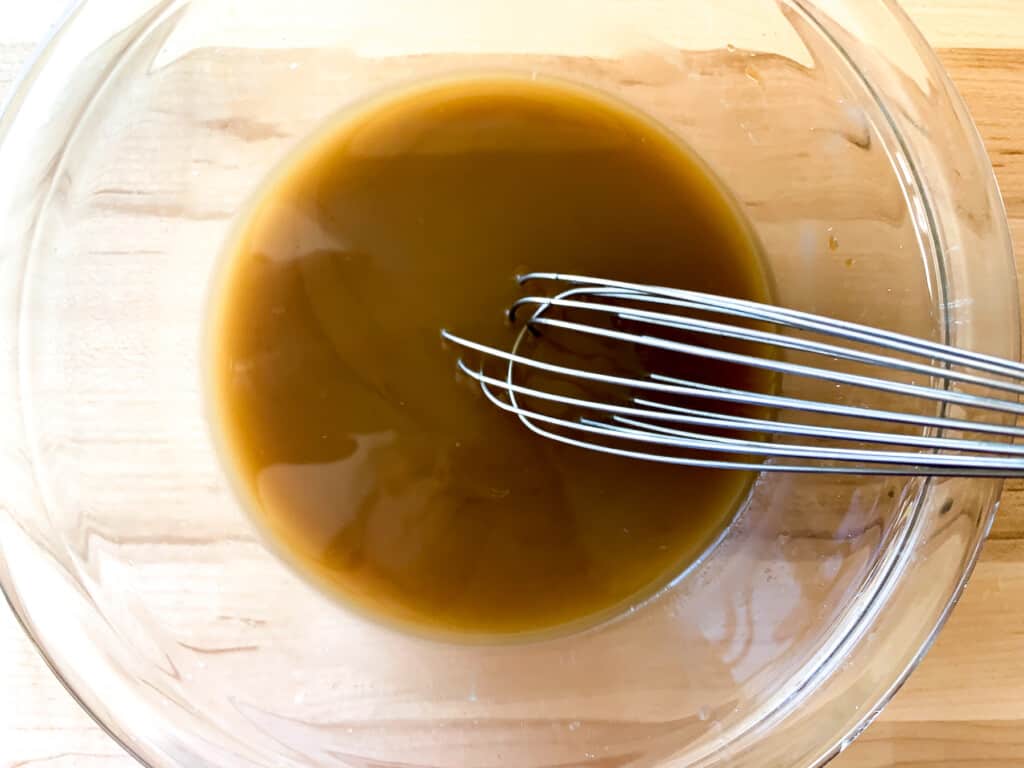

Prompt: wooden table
[{"left": 1, "top": 2, "right": 1023, "bottom": 766}]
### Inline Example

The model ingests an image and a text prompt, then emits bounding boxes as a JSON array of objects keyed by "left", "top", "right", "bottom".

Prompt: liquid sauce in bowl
[{"left": 206, "top": 75, "right": 772, "bottom": 638}]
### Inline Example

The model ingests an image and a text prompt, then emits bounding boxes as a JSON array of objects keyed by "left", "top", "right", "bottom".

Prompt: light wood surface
[{"left": 2, "top": 2, "right": 1024, "bottom": 767}]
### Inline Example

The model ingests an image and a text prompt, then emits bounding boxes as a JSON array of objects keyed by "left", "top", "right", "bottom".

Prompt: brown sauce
[{"left": 206, "top": 75, "right": 772, "bottom": 638}]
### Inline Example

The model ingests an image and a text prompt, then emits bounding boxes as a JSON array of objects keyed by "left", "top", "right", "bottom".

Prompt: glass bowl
[{"left": 0, "top": 1, "right": 1016, "bottom": 766}]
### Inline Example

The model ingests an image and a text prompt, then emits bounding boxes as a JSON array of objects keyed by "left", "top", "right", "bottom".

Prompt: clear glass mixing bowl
[{"left": 0, "top": 1, "right": 1017, "bottom": 766}]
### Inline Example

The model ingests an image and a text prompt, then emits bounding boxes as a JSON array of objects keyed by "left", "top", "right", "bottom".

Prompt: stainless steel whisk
[{"left": 441, "top": 273, "right": 1024, "bottom": 477}]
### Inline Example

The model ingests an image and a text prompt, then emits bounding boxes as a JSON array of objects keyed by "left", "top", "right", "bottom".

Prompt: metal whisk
[{"left": 441, "top": 273, "right": 1024, "bottom": 477}]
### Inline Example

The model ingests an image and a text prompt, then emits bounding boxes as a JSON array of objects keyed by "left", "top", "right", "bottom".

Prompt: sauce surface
[{"left": 208, "top": 76, "right": 772, "bottom": 637}]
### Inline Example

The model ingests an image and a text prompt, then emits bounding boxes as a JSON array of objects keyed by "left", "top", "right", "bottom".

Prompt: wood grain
[{"left": 2, "top": 3, "right": 1024, "bottom": 768}]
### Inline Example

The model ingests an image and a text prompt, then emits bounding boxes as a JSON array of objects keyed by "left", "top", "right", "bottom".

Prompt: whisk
[{"left": 441, "top": 272, "right": 1024, "bottom": 477}]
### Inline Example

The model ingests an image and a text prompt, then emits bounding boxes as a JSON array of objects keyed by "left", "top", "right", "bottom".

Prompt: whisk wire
[
  {"left": 519, "top": 272, "right": 1024, "bottom": 378},
  {"left": 455, "top": 359, "right": 1024, "bottom": 455},
  {"left": 512, "top": 293, "right": 1024, "bottom": 396}
]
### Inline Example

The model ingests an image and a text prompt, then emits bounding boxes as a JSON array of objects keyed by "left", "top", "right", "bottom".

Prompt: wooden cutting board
[{"left": 1, "top": 2, "right": 1022, "bottom": 766}]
